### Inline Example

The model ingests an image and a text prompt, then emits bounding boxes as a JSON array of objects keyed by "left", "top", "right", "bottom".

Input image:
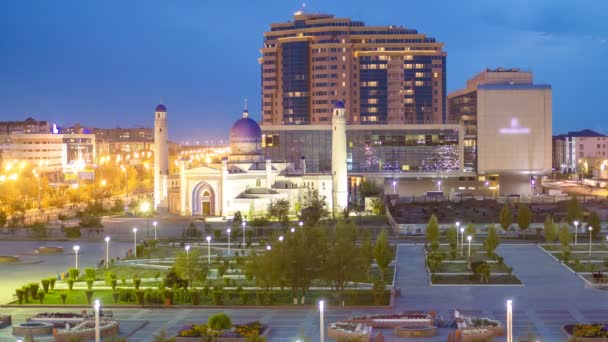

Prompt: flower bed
[
  {"left": 175, "top": 321, "right": 270, "bottom": 342},
  {"left": 54, "top": 319, "right": 119, "bottom": 342},
  {"left": 328, "top": 322, "right": 372, "bottom": 342},
  {"left": 459, "top": 316, "right": 504, "bottom": 337},
  {"left": 460, "top": 328, "right": 494, "bottom": 342},
  {"left": 562, "top": 323, "right": 608, "bottom": 341},
  {"left": 28, "top": 312, "right": 84, "bottom": 327},
  {"left": 346, "top": 312, "right": 434, "bottom": 328}
]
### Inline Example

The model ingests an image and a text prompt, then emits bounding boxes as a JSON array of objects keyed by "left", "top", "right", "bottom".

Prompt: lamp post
[
  {"left": 506, "top": 299, "right": 513, "bottom": 342},
  {"left": 226, "top": 228, "right": 231, "bottom": 258},
  {"left": 94, "top": 299, "right": 100, "bottom": 342},
  {"left": 455, "top": 221, "right": 460, "bottom": 250},
  {"left": 589, "top": 226, "right": 593, "bottom": 257},
  {"left": 467, "top": 235, "right": 472, "bottom": 260},
  {"left": 266, "top": 245, "right": 272, "bottom": 251},
  {"left": 104, "top": 237, "right": 110, "bottom": 269},
  {"left": 73, "top": 245, "right": 80, "bottom": 269},
  {"left": 241, "top": 221, "right": 246, "bottom": 246},
  {"left": 299, "top": 221, "right": 304, "bottom": 228},
  {"left": 460, "top": 227, "right": 465, "bottom": 254},
  {"left": 574, "top": 220, "right": 579, "bottom": 246},
  {"left": 290, "top": 227, "right": 295, "bottom": 233},
  {"left": 279, "top": 235, "right": 284, "bottom": 243},
  {"left": 132, "top": 227, "right": 138, "bottom": 257},
  {"left": 319, "top": 300, "right": 325, "bottom": 342},
  {"left": 206, "top": 236, "right": 211, "bottom": 265},
  {"left": 153, "top": 221, "right": 158, "bottom": 241}
]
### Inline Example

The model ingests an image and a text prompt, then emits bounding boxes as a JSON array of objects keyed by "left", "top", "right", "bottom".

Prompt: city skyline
[{"left": 1, "top": 0, "right": 606, "bottom": 141}]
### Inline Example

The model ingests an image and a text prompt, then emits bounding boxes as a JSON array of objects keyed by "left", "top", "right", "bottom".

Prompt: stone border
[
  {"left": 327, "top": 326, "right": 371, "bottom": 342},
  {"left": 175, "top": 326, "right": 271, "bottom": 342},
  {"left": 393, "top": 325, "right": 437, "bottom": 338},
  {"left": 561, "top": 325, "right": 608, "bottom": 341},
  {"left": 54, "top": 321, "right": 119, "bottom": 342}
]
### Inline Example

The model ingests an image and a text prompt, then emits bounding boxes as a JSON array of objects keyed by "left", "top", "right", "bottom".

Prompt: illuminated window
[
  {"left": 402, "top": 165, "right": 410, "bottom": 171},
  {"left": 415, "top": 72, "right": 424, "bottom": 78},
  {"left": 433, "top": 72, "right": 439, "bottom": 78},
  {"left": 415, "top": 64, "right": 424, "bottom": 69},
  {"left": 404, "top": 64, "right": 413, "bottom": 69},
  {"left": 415, "top": 81, "right": 424, "bottom": 86},
  {"left": 368, "top": 98, "right": 378, "bottom": 104},
  {"left": 405, "top": 55, "right": 413, "bottom": 60}
]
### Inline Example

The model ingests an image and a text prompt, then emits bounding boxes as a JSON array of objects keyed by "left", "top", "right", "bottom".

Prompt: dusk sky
[{"left": 1, "top": 0, "right": 606, "bottom": 143}]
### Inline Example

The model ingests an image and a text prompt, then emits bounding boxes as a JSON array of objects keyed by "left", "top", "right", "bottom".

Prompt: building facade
[
  {"left": 553, "top": 129, "right": 608, "bottom": 174},
  {"left": 260, "top": 12, "right": 446, "bottom": 126}
]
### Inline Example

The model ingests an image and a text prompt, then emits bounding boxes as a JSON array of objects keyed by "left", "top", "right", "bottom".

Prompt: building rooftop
[{"left": 554, "top": 129, "right": 607, "bottom": 138}]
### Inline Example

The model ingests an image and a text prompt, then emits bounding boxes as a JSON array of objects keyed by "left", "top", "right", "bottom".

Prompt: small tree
[
  {"left": 373, "top": 230, "right": 394, "bottom": 281},
  {"left": 267, "top": 199, "right": 290, "bottom": 226},
  {"left": 484, "top": 225, "right": 499, "bottom": 257},
  {"left": 589, "top": 212, "right": 601, "bottom": 239},
  {"left": 558, "top": 223, "right": 572, "bottom": 247},
  {"left": 208, "top": 312, "right": 232, "bottom": 330},
  {"left": 446, "top": 227, "right": 457, "bottom": 250},
  {"left": 543, "top": 215, "right": 557, "bottom": 243},
  {"left": 566, "top": 197, "right": 583, "bottom": 224},
  {"left": 426, "top": 214, "right": 440, "bottom": 244},
  {"left": 499, "top": 204, "right": 513, "bottom": 231},
  {"left": 517, "top": 204, "right": 532, "bottom": 231},
  {"left": 465, "top": 223, "right": 476, "bottom": 240}
]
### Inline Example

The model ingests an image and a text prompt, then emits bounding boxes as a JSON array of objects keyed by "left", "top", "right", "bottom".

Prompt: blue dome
[
  {"left": 334, "top": 101, "right": 345, "bottom": 109},
  {"left": 155, "top": 104, "right": 166, "bottom": 112},
  {"left": 230, "top": 117, "right": 262, "bottom": 143}
]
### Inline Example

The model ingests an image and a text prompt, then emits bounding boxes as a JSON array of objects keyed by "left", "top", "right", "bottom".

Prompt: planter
[
  {"left": 562, "top": 324, "right": 608, "bottom": 341},
  {"left": 0, "top": 315, "right": 11, "bottom": 328},
  {"left": 37, "top": 246, "right": 64, "bottom": 254},
  {"left": 393, "top": 325, "right": 437, "bottom": 338},
  {"left": 328, "top": 322, "right": 372, "bottom": 342},
  {"left": 0, "top": 255, "right": 19, "bottom": 263},
  {"left": 28, "top": 313, "right": 85, "bottom": 327},
  {"left": 12, "top": 322, "right": 54, "bottom": 336},
  {"left": 54, "top": 320, "right": 119, "bottom": 342},
  {"left": 459, "top": 316, "right": 504, "bottom": 337},
  {"left": 460, "top": 328, "right": 495, "bottom": 342},
  {"left": 175, "top": 327, "right": 271, "bottom": 342},
  {"left": 347, "top": 312, "right": 433, "bottom": 328}
]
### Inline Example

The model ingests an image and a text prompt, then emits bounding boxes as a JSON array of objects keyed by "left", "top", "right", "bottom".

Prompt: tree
[
  {"left": 566, "top": 197, "right": 583, "bottom": 224},
  {"left": 558, "top": 223, "right": 572, "bottom": 247},
  {"left": 484, "top": 225, "right": 499, "bottom": 257},
  {"left": 0, "top": 211, "right": 6, "bottom": 227},
  {"left": 267, "top": 199, "right": 290, "bottom": 226},
  {"left": 517, "top": 204, "right": 532, "bottom": 231},
  {"left": 182, "top": 223, "right": 202, "bottom": 238},
  {"left": 426, "top": 214, "right": 440, "bottom": 244},
  {"left": 589, "top": 212, "right": 601, "bottom": 239},
  {"left": 360, "top": 180, "right": 382, "bottom": 197},
  {"left": 543, "top": 215, "right": 557, "bottom": 243},
  {"left": 472, "top": 261, "right": 491, "bottom": 284},
  {"left": 321, "top": 221, "right": 366, "bottom": 302},
  {"left": 446, "top": 227, "right": 457, "bottom": 250},
  {"left": 360, "top": 230, "right": 374, "bottom": 273},
  {"left": 173, "top": 248, "right": 208, "bottom": 287},
  {"left": 465, "top": 223, "right": 476, "bottom": 240},
  {"left": 499, "top": 204, "right": 513, "bottom": 231},
  {"left": 300, "top": 188, "right": 328, "bottom": 225},
  {"left": 373, "top": 230, "right": 394, "bottom": 281},
  {"left": 246, "top": 247, "right": 282, "bottom": 293}
]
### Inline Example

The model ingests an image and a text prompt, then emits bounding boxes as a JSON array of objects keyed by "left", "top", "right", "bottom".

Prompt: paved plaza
[{"left": 2, "top": 244, "right": 608, "bottom": 341}]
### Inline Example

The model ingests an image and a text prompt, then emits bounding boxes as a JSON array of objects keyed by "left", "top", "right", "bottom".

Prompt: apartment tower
[{"left": 260, "top": 11, "right": 446, "bottom": 125}]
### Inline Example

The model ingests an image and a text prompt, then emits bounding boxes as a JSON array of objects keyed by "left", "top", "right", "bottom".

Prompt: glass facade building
[{"left": 262, "top": 125, "right": 465, "bottom": 174}]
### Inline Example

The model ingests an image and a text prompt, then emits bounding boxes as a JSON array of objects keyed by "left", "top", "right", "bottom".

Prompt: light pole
[
  {"left": 467, "top": 235, "right": 472, "bottom": 260},
  {"left": 226, "top": 228, "right": 231, "bottom": 258},
  {"left": 455, "top": 221, "right": 460, "bottom": 250},
  {"left": 279, "top": 235, "right": 284, "bottom": 243},
  {"left": 506, "top": 299, "right": 513, "bottom": 342},
  {"left": 241, "top": 221, "right": 246, "bottom": 246},
  {"left": 460, "top": 227, "right": 465, "bottom": 254},
  {"left": 185, "top": 245, "right": 190, "bottom": 264},
  {"left": 206, "top": 236, "right": 212, "bottom": 265},
  {"left": 266, "top": 245, "right": 272, "bottom": 251},
  {"left": 299, "top": 221, "right": 304, "bottom": 228},
  {"left": 104, "top": 237, "right": 110, "bottom": 269},
  {"left": 574, "top": 220, "right": 579, "bottom": 246},
  {"left": 153, "top": 221, "right": 158, "bottom": 241},
  {"left": 290, "top": 227, "right": 295, "bottom": 233},
  {"left": 132, "top": 227, "right": 138, "bottom": 257},
  {"left": 589, "top": 226, "right": 593, "bottom": 257},
  {"left": 94, "top": 299, "right": 101, "bottom": 342},
  {"left": 73, "top": 245, "right": 80, "bottom": 269},
  {"left": 319, "top": 300, "right": 325, "bottom": 342}
]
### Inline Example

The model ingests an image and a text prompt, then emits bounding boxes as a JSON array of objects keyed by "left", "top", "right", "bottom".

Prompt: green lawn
[
  {"left": 95, "top": 266, "right": 166, "bottom": 281},
  {"left": 541, "top": 244, "right": 608, "bottom": 252},
  {"left": 432, "top": 274, "right": 522, "bottom": 285},
  {"left": 437, "top": 262, "right": 512, "bottom": 273}
]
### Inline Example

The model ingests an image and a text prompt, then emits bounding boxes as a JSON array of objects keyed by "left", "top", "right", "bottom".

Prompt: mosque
[{"left": 153, "top": 103, "right": 348, "bottom": 217}]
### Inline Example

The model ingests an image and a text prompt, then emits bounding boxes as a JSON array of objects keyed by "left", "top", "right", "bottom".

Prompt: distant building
[
  {"left": 260, "top": 11, "right": 447, "bottom": 126},
  {"left": 92, "top": 127, "right": 153, "bottom": 143},
  {"left": 0, "top": 117, "right": 51, "bottom": 135},
  {"left": 553, "top": 129, "right": 608, "bottom": 174}
]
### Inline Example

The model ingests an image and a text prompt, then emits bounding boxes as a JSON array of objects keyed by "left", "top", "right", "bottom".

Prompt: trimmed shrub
[
  {"left": 239, "top": 291, "right": 248, "bottom": 305},
  {"left": 112, "top": 292, "right": 120, "bottom": 304},
  {"left": 133, "top": 278, "right": 141, "bottom": 290},
  {"left": 49, "top": 278, "right": 56, "bottom": 291},
  {"left": 67, "top": 279, "right": 75, "bottom": 291},
  {"left": 136, "top": 290, "right": 145, "bottom": 306},
  {"left": 110, "top": 279, "right": 117, "bottom": 291},
  {"left": 60, "top": 293, "right": 67, "bottom": 304},
  {"left": 208, "top": 312, "right": 232, "bottom": 330},
  {"left": 15, "top": 289, "right": 24, "bottom": 304},
  {"left": 84, "top": 267, "right": 96, "bottom": 280},
  {"left": 86, "top": 279, "right": 94, "bottom": 290},
  {"left": 41, "top": 279, "right": 50, "bottom": 293},
  {"left": 203, "top": 285, "right": 210, "bottom": 297},
  {"left": 223, "top": 277, "right": 230, "bottom": 287},
  {"left": 68, "top": 268, "right": 80, "bottom": 280},
  {"left": 163, "top": 289, "right": 174, "bottom": 305},
  {"left": 29, "top": 283, "right": 40, "bottom": 298},
  {"left": 212, "top": 290, "right": 224, "bottom": 305},
  {"left": 85, "top": 290, "right": 94, "bottom": 305},
  {"left": 105, "top": 271, "right": 117, "bottom": 285},
  {"left": 256, "top": 292, "right": 265, "bottom": 305},
  {"left": 37, "top": 290, "right": 45, "bottom": 304},
  {"left": 191, "top": 290, "right": 201, "bottom": 305},
  {"left": 22, "top": 286, "right": 30, "bottom": 303},
  {"left": 119, "top": 288, "right": 135, "bottom": 302}
]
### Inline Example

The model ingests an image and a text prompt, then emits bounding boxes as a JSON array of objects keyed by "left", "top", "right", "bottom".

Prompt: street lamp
[
  {"left": 467, "top": 235, "right": 472, "bottom": 259},
  {"left": 460, "top": 227, "right": 465, "bottom": 254},
  {"left": 506, "top": 299, "right": 513, "bottom": 342},
  {"left": 266, "top": 245, "right": 272, "bottom": 251},
  {"left": 94, "top": 299, "right": 101, "bottom": 342},
  {"left": 279, "top": 235, "right": 284, "bottom": 242},
  {"left": 153, "top": 221, "right": 158, "bottom": 241},
  {"left": 290, "top": 227, "right": 295, "bottom": 233},
  {"left": 455, "top": 221, "right": 460, "bottom": 250},
  {"left": 241, "top": 221, "right": 246, "bottom": 246},
  {"left": 132, "top": 227, "right": 138, "bottom": 257},
  {"left": 73, "top": 245, "right": 80, "bottom": 269},
  {"left": 206, "top": 236, "right": 212, "bottom": 265},
  {"left": 319, "top": 300, "right": 325, "bottom": 342},
  {"left": 104, "top": 237, "right": 110, "bottom": 269},
  {"left": 185, "top": 245, "right": 191, "bottom": 264},
  {"left": 299, "top": 221, "right": 304, "bottom": 228},
  {"left": 226, "top": 228, "right": 231, "bottom": 258},
  {"left": 589, "top": 226, "right": 593, "bottom": 257},
  {"left": 574, "top": 220, "right": 579, "bottom": 246}
]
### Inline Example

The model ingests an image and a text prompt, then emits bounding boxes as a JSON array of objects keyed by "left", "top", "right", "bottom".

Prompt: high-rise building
[
  {"left": 553, "top": 129, "right": 608, "bottom": 174},
  {"left": 260, "top": 11, "right": 447, "bottom": 126}
]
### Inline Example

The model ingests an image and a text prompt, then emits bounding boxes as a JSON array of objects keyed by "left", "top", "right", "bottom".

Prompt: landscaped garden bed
[
  {"left": 346, "top": 312, "right": 434, "bottom": 328},
  {"left": 562, "top": 323, "right": 608, "bottom": 341},
  {"left": 28, "top": 312, "right": 85, "bottom": 326},
  {"left": 54, "top": 319, "right": 119, "bottom": 342},
  {"left": 176, "top": 314, "right": 269, "bottom": 341},
  {"left": 458, "top": 315, "right": 504, "bottom": 337},
  {"left": 431, "top": 274, "right": 521, "bottom": 285},
  {"left": 328, "top": 322, "right": 372, "bottom": 342},
  {"left": 460, "top": 328, "right": 495, "bottom": 342}
]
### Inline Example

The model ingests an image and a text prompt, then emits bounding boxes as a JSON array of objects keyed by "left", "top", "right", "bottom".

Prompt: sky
[{"left": 1, "top": 0, "right": 607, "bottom": 143}]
